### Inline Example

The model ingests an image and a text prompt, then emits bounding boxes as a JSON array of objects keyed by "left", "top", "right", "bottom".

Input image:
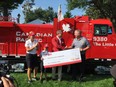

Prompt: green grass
[{"left": 11, "top": 73, "right": 114, "bottom": 87}]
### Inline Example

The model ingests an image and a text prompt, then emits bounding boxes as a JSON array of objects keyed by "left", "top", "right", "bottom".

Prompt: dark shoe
[
  {"left": 72, "top": 77, "right": 77, "bottom": 81},
  {"left": 79, "top": 76, "right": 86, "bottom": 82},
  {"left": 40, "top": 78, "right": 43, "bottom": 83},
  {"left": 45, "top": 77, "right": 48, "bottom": 81},
  {"left": 28, "top": 80, "right": 32, "bottom": 84},
  {"left": 113, "top": 80, "right": 116, "bottom": 87},
  {"left": 52, "top": 78, "right": 57, "bottom": 80}
]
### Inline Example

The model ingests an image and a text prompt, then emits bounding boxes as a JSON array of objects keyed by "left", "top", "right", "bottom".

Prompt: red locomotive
[{"left": 0, "top": 16, "right": 115, "bottom": 71}]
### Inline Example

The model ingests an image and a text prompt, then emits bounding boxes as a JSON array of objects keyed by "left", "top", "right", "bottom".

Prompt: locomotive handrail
[{"left": 0, "top": 16, "right": 17, "bottom": 22}]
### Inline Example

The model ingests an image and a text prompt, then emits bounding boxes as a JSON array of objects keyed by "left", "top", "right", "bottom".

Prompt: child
[{"left": 39, "top": 43, "right": 49, "bottom": 82}]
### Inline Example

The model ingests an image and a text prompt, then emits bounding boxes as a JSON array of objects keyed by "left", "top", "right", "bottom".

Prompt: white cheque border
[{"left": 43, "top": 48, "right": 82, "bottom": 68}]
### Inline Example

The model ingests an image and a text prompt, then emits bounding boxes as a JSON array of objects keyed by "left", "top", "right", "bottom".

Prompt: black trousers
[
  {"left": 26, "top": 54, "right": 38, "bottom": 69},
  {"left": 71, "top": 53, "right": 86, "bottom": 79},
  {"left": 40, "top": 61, "right": 46, "bottom": 73}
]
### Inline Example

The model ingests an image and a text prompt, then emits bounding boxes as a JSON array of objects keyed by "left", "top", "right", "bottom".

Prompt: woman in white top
[{"left": 25, "top": 31, "right": 39, "bottom": 83}]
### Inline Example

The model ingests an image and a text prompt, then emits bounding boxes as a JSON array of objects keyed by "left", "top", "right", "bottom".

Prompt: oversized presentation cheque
[{"left": 43, "top": 48, "right": 82, "bottom": 68}]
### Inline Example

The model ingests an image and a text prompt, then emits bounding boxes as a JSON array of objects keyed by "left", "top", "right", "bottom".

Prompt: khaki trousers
[{"left": 52, "top": 66, "right": 62, "bottom": 80}]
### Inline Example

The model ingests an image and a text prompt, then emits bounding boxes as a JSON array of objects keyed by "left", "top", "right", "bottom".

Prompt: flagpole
[{"left": 57, "top": 4, "right": 64, "bottom": 30}]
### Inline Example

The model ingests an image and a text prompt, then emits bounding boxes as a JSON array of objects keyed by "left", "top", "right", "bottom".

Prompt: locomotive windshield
[{"left": 94, "top": 24, "right": 112, "bottom": 36}]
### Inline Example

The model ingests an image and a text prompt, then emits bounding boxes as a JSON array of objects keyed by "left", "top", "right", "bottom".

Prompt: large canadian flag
[{"left": 58, "top": 5, "right": 64, "bottom": 22}]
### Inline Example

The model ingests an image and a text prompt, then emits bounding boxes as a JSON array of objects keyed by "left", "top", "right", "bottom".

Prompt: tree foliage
[
  {"left": 85, "top": 7, "right": 104, "bottom": 19},
  {"left": 24, "top": 7, "right": 57, "bottom": 23},
  {"left": 66, "top": 0, "right": 116, "bottom": 29},
  {"left": 0, "top": 0, "right": 24, "bottom": 16},
  {"left": 64, "top": 11, "right": 72, "bottom": 18}
]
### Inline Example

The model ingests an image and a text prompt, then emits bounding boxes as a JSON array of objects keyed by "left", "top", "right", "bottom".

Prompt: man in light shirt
[
  {"left": 70, "top": 30, "right": 90, "bottom": 81},
  {"left": 25, "top": 31, "right": 39, "bottom": 83}
]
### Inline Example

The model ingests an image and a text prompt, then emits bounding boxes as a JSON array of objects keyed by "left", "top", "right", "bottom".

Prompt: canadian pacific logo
[
  {"left": 16, "top": 31, "right": 52, "bottom": 42},
  {"left": 62, "top": 24, "right": 71, "bottom": 32}
]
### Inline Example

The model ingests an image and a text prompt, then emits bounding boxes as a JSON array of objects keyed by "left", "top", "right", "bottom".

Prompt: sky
[{"left": 12, "top": 0, "right": 85, "bottom": 23}]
